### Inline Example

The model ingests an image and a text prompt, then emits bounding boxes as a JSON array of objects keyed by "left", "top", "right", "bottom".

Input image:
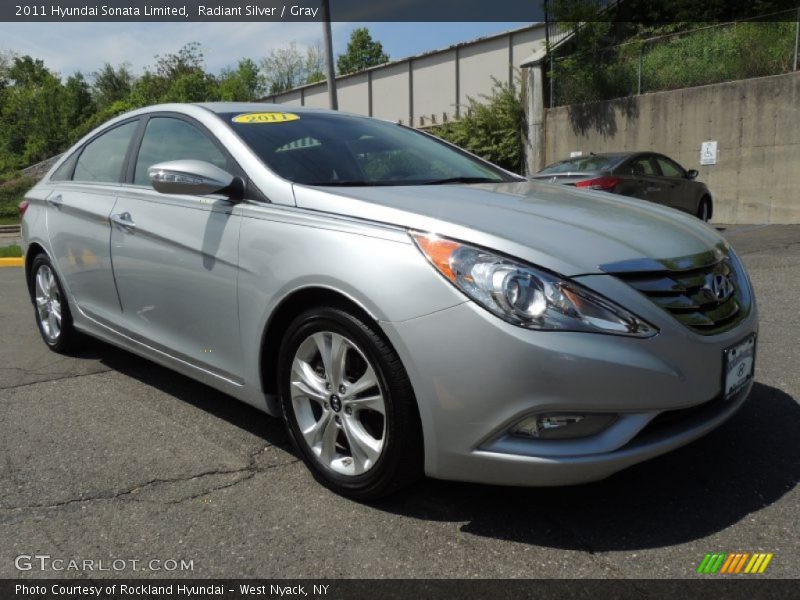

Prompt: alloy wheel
[
  {"left": 290, "top": 331, "right": 386, "bottom": 476},
  {"left": 34, "top": 264, "right": 62, "bottom": 343}
]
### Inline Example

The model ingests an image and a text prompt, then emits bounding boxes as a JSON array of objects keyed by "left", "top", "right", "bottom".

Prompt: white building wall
[
  {"left": 371, "top": 62, "right": 410, "bottom": 123},
  {"left": 267, "top": 24, "right": 545, "bottom": 127},
  {"left": 338, "top": 72, "right": 370, "bottom": 116},
  {"left": 412, "top": 49, "right": 457, "bottom": 127},
  {"left": 302, "top": 84, "right": 328, "bottom": 109}
]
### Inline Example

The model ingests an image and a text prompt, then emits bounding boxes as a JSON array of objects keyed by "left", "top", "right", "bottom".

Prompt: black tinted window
[
  {"left": 539, "top": 155, "right": 623, "bottom": 174},
  {"left": 134, "top": 118, "right": 227, "bottom": 186},
  {"left": 73, "top": 121, "right": 138, "bottom": 183},
  {"left": 225, "top": 112, "right": 509, "bottom": 185}
]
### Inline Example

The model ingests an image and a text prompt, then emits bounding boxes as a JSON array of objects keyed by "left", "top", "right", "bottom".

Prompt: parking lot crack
[
  {"left": 0, "top": 452, "right": 301, "bottom": 512},
  {"left": 0, "top": 368, "right": 112, "bottom": 392}
]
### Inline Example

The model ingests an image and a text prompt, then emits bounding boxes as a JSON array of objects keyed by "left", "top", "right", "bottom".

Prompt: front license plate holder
[{"left": 723, "top": 333, "right": 756, "bottom": 400}]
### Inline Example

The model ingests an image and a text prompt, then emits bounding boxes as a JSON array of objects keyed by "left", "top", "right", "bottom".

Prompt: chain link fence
[{"left": 549, "top": 11, "right": 800, "bottom": 107}]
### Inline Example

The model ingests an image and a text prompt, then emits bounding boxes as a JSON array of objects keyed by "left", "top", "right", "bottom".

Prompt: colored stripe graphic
[
  {"left": 697, "top": 554, "right": 712, "bottom": 574},
  {"left": 734, "top": 553, "right": 750, "bottom": 573},
  {"left": 710, "top": 553, "right": 726, "bottom": 573},
  {"left": 720, "top": 554, "right": 736, "bottom": 574},
  {"left": 744, "top": 554, "right": 760, "bottom": 573},
  {"left": 697, "top": 552, "right": 772, "bottom": 574},
  {"left": 758, "top": 554, "right": 773, "bottom": 573}
]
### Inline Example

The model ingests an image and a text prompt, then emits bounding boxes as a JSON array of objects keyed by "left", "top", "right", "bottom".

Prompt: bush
[
  {"left": 430, "top": 78, "right": 526, "bottom": 174},
  {"left": 0, "top": 175, "right": 38, "bottom": 223}
]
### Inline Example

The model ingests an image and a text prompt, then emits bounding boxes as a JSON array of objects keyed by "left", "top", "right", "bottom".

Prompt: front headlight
[{"left": 412, "top": 232, "right": 657, "bottom": 337}]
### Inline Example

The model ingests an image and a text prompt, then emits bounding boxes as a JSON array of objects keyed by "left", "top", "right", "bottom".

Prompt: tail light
[
  {"left": 18, "top": 200, "right": 29, "bottom": 218},
  {"left": 575, "top": 176, "right": 619, "bottom": 191}
]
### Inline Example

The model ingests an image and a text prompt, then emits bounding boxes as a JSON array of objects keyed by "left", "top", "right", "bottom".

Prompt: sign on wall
[{"left": 701, "top": 141, "right": 718, "bottom": 165}]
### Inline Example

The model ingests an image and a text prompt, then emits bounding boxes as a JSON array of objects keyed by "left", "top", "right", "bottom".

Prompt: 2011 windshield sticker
[{"left": 232, "top": 112, "right": 299, "bottom": 124}]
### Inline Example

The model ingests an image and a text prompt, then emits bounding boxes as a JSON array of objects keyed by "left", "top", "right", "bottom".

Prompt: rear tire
[
  {"left": 278, "top": 307, "right": 423, "bottom": 500},
  {"left": 29, "top": 254, "right": 82, "bottom": 353}
]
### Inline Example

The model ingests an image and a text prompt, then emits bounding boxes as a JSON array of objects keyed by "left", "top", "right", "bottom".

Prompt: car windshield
[
  {"left": 223, "top": 111, "right": 514, "bottom": 186},
  {"left": 539, "top": 155, "right": 623, "bottom": 174}
]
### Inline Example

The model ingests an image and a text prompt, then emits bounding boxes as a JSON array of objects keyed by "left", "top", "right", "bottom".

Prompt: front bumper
[{"left": 380, "top": 281, "right": 758, "bottom": 487}]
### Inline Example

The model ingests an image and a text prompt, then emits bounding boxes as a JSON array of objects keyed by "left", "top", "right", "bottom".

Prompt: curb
[{"left": 0, "top": 257, "right": 23, "bottom": 267}]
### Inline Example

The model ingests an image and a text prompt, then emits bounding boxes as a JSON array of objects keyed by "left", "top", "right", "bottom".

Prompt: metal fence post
[
  {"left": 794, "top": 8, "right": 799, "bottom": 71},
  {"left": 638, "top": 42, "right": 644, "bottom": 95},
  {"left": 549, "top": 54, "right": 555, "bottom": 107}
]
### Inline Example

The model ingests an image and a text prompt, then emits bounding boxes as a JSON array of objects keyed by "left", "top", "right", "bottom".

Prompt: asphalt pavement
[{"left": 1, "top": 224, "right": 798, "bottom": 579}]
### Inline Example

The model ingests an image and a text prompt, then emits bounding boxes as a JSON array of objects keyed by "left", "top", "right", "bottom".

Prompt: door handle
[
  {"left": 110, "top": 212, "right": 136, "bottom": 233},
  {"left": 47, "top": 194, "right": 63, "bottom": 208}
]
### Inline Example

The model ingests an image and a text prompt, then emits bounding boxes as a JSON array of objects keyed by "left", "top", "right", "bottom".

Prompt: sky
[{"left": 0, "top": 21, "right": 529, "bottom": 77}]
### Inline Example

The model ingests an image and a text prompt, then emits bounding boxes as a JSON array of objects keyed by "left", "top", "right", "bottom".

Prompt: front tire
[
  {"left": 697, "top": 197, "right": 712, "bottom": 222},
  {"left": 30, "top": 254, "right": 82, "bottom": 353},
  {"left": 278, "top": 307, "right": 422, "bottom": 500}
]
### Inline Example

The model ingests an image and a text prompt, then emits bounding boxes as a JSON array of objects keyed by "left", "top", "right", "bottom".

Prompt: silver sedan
[{"left": 21, "top": 103, "right": 757, "bottom": 498}]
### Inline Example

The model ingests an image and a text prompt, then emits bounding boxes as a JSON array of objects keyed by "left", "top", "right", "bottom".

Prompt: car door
[
  {"left": 614, "top": 155, "right": 664, "bottom": 204},
  {"left": 109, "top": 114, "right": 244, "bottom": 383},
  {"left": 653, "top": 155, "right": 694, "bottom": 213},
  {"left": 46, "top": 119, "right": 139, "bottom": 322}
]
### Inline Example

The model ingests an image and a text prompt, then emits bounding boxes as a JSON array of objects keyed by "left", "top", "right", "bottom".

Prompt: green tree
[
  {"left": 92, "top": 63, "right": 133, "bottom": 109},
  {"left": 63, "top": 72, "right": 96, "bottom": 133},
  {"left": 128, "top": 42, "right": 219, "bottom": 105},
  {"left": 166, "top": 70, "right": 219, "bottom": 102},
  {"left": 304, "top": 42, "right": 325, "bottom": 84},
  {"left": 0, "top": 56, "right": 68, "bottom": 169},
  {"left": 218, "top": 58, "right": 262, "bottom": 101},
  {"left": 0, "top": 50, "right": 13, "bottom": 90},
  {"left": 336, "top": 28, "right": 388, "bottom": 75},
  {"left": 8, "top": 55, "right": 51, "bottom": 86},
  {"left": 261, "top": 43, "right": 304, "bottom": 94},
  {"left": 154, "top": 41, "right": 206, "bottom": 79}
]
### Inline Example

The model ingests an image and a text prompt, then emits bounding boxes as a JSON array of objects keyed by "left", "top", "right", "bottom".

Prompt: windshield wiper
[{"left": 421, "top": 176, "right": 500, "bottom": 185}]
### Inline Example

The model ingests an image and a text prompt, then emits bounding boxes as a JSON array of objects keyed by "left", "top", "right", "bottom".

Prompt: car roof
[{"left": 194, "top": 102, "right": 340, "bottom": 116}]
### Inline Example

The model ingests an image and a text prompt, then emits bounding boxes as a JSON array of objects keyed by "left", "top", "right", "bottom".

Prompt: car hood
[{"left": 292, "top": 180, "right": 725, "bottom": 276}]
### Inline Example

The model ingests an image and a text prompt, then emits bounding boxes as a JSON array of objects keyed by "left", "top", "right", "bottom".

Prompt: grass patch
[
  {"left": 0, "top": 244, "right": 22, "bottom": 258},
  {"left": 553, "top": 22, "right": 797, "bottom": 105},
  {"left": 0, "top": 215, "right": 20, "bottom": 225}
]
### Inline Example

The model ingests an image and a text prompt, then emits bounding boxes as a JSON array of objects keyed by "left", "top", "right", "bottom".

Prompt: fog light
[{"left": 510, "top": 413, "right": 617, "bottom": 440}]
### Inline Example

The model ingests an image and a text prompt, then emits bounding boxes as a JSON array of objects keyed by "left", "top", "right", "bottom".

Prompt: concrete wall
[
  {"left": 266, "top": 24, "right": 546, "bottom": 127},
  {"left": 543, "top": 72, "right": 800, "bottom": 224}
]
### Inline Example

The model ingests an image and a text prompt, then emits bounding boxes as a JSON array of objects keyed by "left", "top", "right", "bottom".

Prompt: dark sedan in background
[{"left": 532, "top": 152, "right": 713, "bottom": 222}]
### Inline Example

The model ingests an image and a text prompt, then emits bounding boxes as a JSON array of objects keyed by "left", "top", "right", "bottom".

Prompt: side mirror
[
  {"left": 149, "top": 160, "right": 241, "bottom": 199},
  {"left": 687, "top": 169, "right": 699, "bottom": 180}
]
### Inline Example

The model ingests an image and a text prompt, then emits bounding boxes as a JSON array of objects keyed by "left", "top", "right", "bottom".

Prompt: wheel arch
[
  {"left": 24, "top": 242, "right": 48, "bottom": 299},
  {"left": 259, "top": 286, "right": 389, "bottom": 397}
]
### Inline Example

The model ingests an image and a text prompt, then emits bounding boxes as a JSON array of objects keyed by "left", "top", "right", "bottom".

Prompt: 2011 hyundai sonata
[{"left": 21, "top": 103, "right": 757, "bottom": 499}]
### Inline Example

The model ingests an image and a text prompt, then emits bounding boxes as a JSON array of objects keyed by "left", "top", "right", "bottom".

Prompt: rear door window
[
  {"left": 73, "top": 121, "right": 138, "bottom": 183},
  {"left": 133, "top": 117, "right": 228, "bottom": 186}
]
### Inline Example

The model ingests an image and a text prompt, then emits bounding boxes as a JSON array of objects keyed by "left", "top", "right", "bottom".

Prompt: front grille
[{"left": 603, "top": 249, "right": 751, "bottom": 335}]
